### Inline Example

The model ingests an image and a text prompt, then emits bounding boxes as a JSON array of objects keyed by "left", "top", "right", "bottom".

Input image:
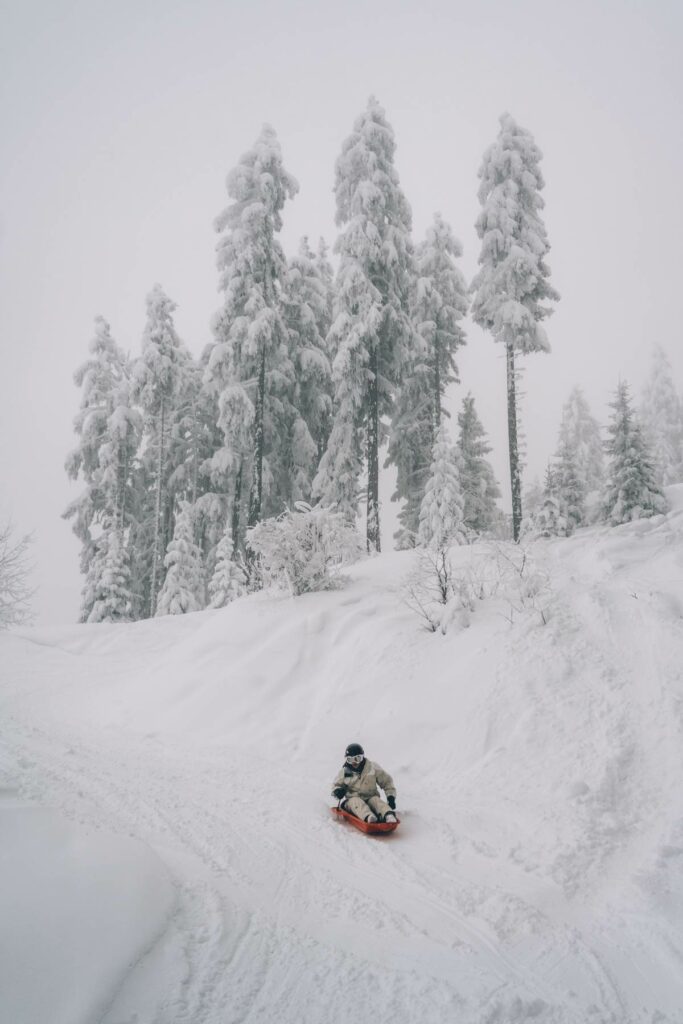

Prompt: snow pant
[{"left": 343, "top": 793, "right": 392, "bottom": 822}]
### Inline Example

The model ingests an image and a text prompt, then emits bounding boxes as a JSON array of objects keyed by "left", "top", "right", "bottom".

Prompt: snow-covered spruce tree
[
  {"left": 314, "top": 98, "right": 416, "bottom": 552},
  {"left": 418, "top": 423, "right": 466, "bottom": 549},
  {"left": 552, "top": 435, "right": 585, "bottom": 534},
  {"left": 167, "top": 354, "right": 212, "bottom": 507},
  {"left": 471, "top": 114, "right": 559, "bottom": 542},
  {"left": 205, "top": 125, "right": 298, "bottom": 550},
  {"left": 389, "top": 213, "right": 468, "bottom": 545},
  {"left": 602, "top": 381, "right": 666, "bottom": 525},
  {"left": 156, "top": 501, "right": 204, "bottom": 616},
  {"left": 208, "top": 526, "right": 246, "bottom": 607},
  {"left": 640, "top": 345, "right": 683, "bottom": 487},
  {"left": 132, "top": 285, "right": 186, "bottom": 615},
  {"left": 457, "top": 393, "right": 501, "bottom": 534},
  {"left": 64, "top": 317, "right": 141, "bottom": 621},
  {"left": 557, "top": 386, "right": 603, "bottom": 496},
  {"left": 86, "top": 526, "right": 134, "bottom": 623},
  {"left": 280, "top": 238, "right": 333, "bottom": 502}
]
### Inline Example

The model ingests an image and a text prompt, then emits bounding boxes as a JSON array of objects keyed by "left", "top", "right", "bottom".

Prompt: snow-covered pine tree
[
  {"left": 314, "top": 97, "right": 416, "bottom": 552},
  {"left": 103, "top": 367, "right": 142, "bottom": 532},
  {"left": 389, "top": 213, "right": 468, "bottom": 545},
  {"left": 132, "top": 285, "right": 186, "bottom": 615},
  {"left": 156, "top": 501, "right": 204, "bottom": 615},
  {"left": 205, "top": 125, "right": 298, "bottom": 549},
  {"left": 552, "top": 435, "right": 585, "bottom": 534},
  {"left": 556, "top": 386, "right": 604, "bottom": 496},
  {"left": 281, "top": 238, "right": 333, "bottom": 502},
  {"left": 640, "top": 346, "right": 683, "bottom": 487},
  {"left": 602, "top": 380, "right": 667, "bottom": 525},
  {"left": 86, "top": 526, "right": 134, "bottom": 623},
  {"left": 457, "top": 393, "right": 501, "bottom": 534},
  {"left": 418, "top": 424, "right": 466, "bottom": 549},
  {"left": 208, "top": 526, "right": 246, "bottom": 607},
  {"left": 471, "top": 114, "right": 559, "bottom": 542},
  {"left": 411, "top": 213, "right": 468, "bottom": 431},
  {"left": 64, "top": 316, "right": 140, "bottom": 621}
]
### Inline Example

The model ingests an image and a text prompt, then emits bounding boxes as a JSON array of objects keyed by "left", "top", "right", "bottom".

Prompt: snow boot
[
  {"left": 384, "top": 813, "right": 397, "bottom": 823},
  {"left": 364, "top": 814, "right": 378, "bottom": 823}
]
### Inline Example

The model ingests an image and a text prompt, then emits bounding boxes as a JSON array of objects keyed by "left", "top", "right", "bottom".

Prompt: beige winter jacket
[{"left": 331, "top": 759, "right": 396, "bottom": 802}]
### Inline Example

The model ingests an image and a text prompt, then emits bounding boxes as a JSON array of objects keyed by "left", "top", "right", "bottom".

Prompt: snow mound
[{"left": 0, "top": 803, "right": 174, "bottom": 1024}]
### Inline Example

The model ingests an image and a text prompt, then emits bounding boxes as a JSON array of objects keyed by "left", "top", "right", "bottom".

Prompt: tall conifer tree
[
  {"left": 64, "top": 317, "right": 140, "bottom": 621},
  {"left": 603, "top": 381, "right": 666, "bottom": 525},
  {"left": 457, "top": 393, "right": 501, "bottom": 534},
  {"left": 282, "top": 238, "right": 333, "bottom": 502},
  {"left": 205, "top": 125, "right": 298, "bottom": 548},
  {"left": 418, "top": 424, "right": 466, "bottom": 549},
  {"left": 314, "top": 98, "right": 416, "bottom": 552},
  {"left": 471, "top": 115, "right": 559, "bottom": 541},
  {"left": 132, "top": 285, "right": 185, "bottom": 615},
  {"left": 390, "top": 213, "right": 468, "bottom": 544},
  {"left": 556, "top": 387, "right": 603, "bottom": 495},
  {"left": 640, "top": 346, "right": 683, "bottom": 487}
]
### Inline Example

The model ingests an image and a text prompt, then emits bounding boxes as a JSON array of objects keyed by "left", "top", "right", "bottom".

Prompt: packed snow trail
[{"left": 3, "top": 495, "right": 683, "bottom": 1023}]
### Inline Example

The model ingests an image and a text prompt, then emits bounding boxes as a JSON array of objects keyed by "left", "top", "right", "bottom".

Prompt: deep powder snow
[{"left": 2, "top": 491, "right": 683, "bottom": 1023}]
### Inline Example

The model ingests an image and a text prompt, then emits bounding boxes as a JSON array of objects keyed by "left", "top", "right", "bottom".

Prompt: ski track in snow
[{"left": 3, "top": 508, "right": 683, "bottom": 1023}]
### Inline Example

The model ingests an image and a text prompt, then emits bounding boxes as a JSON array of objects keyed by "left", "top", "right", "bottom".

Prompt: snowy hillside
[{"left": 3, "top": 492, "right": 683, "bottom": 1023}]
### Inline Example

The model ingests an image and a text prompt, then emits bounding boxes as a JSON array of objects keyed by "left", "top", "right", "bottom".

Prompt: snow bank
[{"left": 0, "top": 793, "right": 174, "bottom": 1024}]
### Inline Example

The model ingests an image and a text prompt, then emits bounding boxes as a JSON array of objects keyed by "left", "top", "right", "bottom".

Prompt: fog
[{"left": 1, "top": 0, "right": 681, "bottom": 623}]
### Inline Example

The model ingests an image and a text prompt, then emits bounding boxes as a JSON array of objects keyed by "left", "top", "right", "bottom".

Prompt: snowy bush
[
  {"left": 404, "top": 538, "right": 552, "bottom": 633},
  {"left": 246, "top": 502, "right": 363, "bottom": 596},
  {"left": 488, "top": 541, "right": 552, "bottom": 626},
  {"left": 403, "top": 546, "right": 485, "bottom": 634}
]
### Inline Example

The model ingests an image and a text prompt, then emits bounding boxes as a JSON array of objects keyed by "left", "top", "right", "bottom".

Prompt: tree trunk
[
  {"left": 231, "top": 463, "right": 243, "bottom": 555},
  {"left": 367, "top": 347, "right": 381, "bottom": 553},
  {"left": 433, "top": 337, "right": 441, "bottom": 435},
  {"left": 150, "top": 396, "right": 165, "bottom": 615},
  {"left": 506, "top": 337, "right": 523, "bottom": 541},
  {"left": 248, "top": 344, "right": 266, "bottom": 527},
  {"left": 191, "top": 403, "right": 199, "bottom": 507},
  {"left": 117, "top": 448, "right": 128, "bottom": 533}
]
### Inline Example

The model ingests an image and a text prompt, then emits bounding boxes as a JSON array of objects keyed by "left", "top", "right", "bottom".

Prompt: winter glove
[
  {"left": 387, "top": 795, "right": 396, "bottom": 810},
  {"left": 333, "top": 785, "right": 347, "bottom": 800}
]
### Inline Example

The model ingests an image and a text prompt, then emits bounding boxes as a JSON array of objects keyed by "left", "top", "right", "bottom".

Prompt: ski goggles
[{"left": 345, "top": 754, "right": 364, "bottom": 765}]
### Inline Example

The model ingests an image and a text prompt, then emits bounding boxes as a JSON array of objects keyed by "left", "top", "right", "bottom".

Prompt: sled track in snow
[{"left": 2, "top": 688, "right": 633, "bottom": 1020}]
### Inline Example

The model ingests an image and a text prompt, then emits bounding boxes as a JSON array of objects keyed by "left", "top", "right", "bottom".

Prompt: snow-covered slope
[{"left": 3, "top": 491, "right": 683, "bottom": 1023}]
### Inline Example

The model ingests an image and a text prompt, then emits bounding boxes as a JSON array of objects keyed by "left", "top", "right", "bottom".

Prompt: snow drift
[{"left": 2, "top": 489, "right": 683, "bottom": 1023}]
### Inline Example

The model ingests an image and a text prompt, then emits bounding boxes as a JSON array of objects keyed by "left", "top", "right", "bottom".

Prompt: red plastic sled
[{"left": 331, "top": 806, "right": 400, "bottom": 834}]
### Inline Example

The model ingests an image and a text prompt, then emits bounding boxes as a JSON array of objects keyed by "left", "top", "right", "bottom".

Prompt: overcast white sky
[{"left": 1, "top": 0, "right": 682, "bottom": 624}]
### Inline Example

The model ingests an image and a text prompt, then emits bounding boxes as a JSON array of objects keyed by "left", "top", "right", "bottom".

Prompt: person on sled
[{"left": 331, "top": 743, "right": 398, "bottom": 823}]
